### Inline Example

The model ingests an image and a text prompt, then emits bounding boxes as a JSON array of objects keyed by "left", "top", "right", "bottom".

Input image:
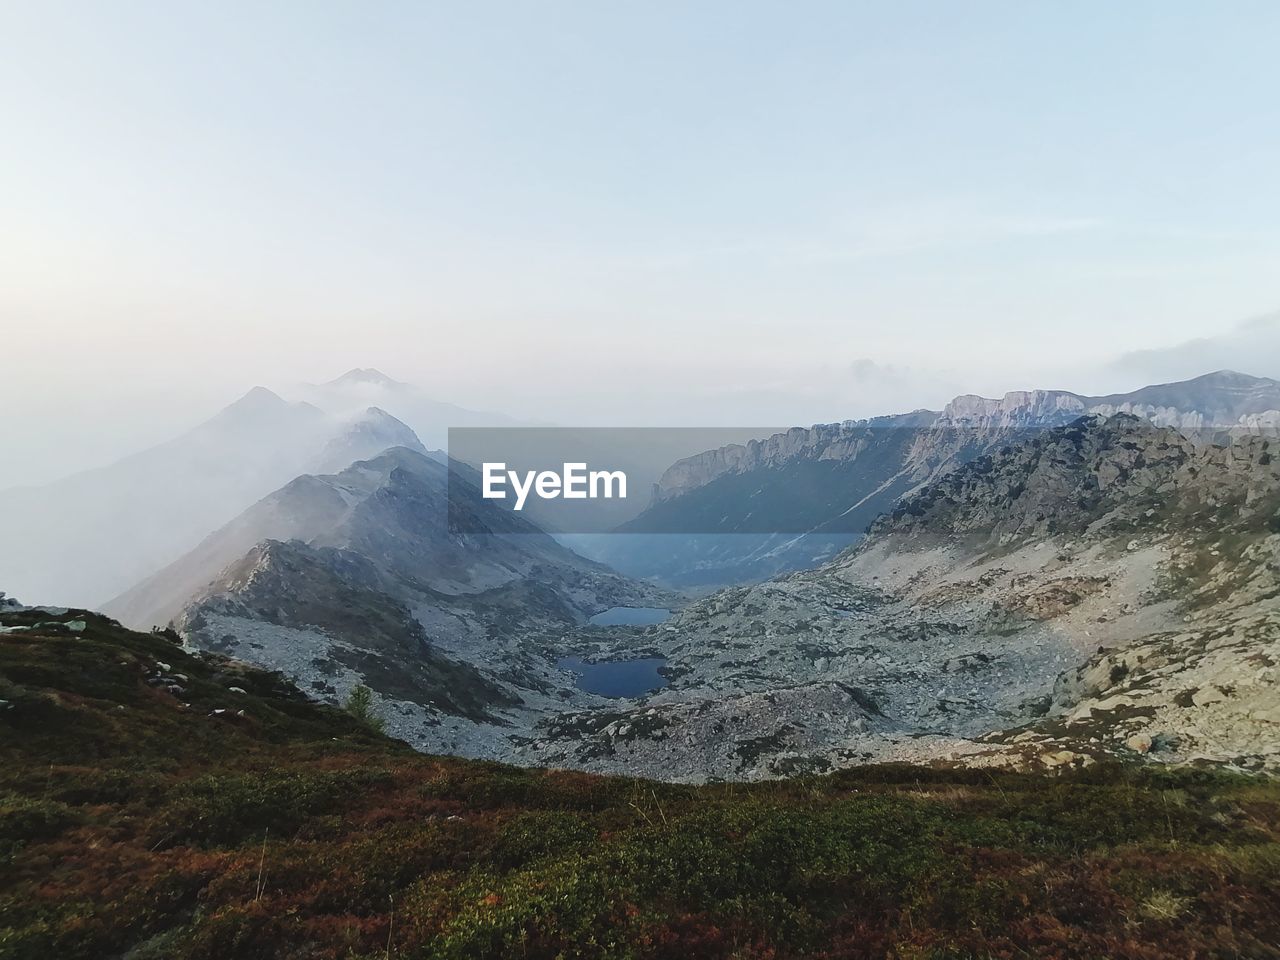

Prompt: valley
[{"left": 3, "top": 371, "right": 1278, "bottom": 787}]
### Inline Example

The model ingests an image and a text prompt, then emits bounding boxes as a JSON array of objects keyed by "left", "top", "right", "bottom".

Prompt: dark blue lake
[
  {"left": 557, "top": 656, "right": 670, "bottom": 698},
  {"left": 589, "top": 606, "right": 672, "bottom": 626}
]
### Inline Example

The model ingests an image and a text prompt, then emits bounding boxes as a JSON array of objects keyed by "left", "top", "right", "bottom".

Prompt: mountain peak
[
  {"left": 228, "top": 385, "right": 287, "bottom": 410},
  {"left": 209, "top": 386, "right": 299, "bottom": 425},
  {"left": 1188, "top": 369, "right": 1273, "bottom": 386},
  {"left": 326, "top": 368, "right": 403, "bottom": 388}
]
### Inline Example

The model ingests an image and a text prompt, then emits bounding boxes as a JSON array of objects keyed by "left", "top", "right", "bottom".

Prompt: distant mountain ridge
[
  {"left": 0, "top": 387, "right": 425, "bottom": 606},
  {"left": 595, "top": 370, "right": 1280, "bottom": 586},
  {"left": 938, "top": 370, "right": 1280, "bottom": 429},
  {"left": 654, "top": 370, "right": 1280, "bottom": 502},
  {"left": 872, "top": 412, "right": 1280, "bottom": 546}
]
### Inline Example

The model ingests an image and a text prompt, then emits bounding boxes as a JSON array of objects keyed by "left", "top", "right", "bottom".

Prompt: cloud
[{"left": 1109, "top": 311, "right": 1280, "bottom": 383}]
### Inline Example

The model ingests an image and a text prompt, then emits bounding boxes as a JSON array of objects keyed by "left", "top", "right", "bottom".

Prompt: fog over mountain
[
  {"left": 105, "top": 444, "right": 652, "bottom": 633},
  {"left": 0, "top": 387, "right": 428, "bottom": 607},
  {"left": 288, "top": 368, "right": 534, "bottom": 449},
  {"left": 6, "top": 310, "right": 1278, "bottom": 495},
  {"left": 1109, "top": 312, "right": 1280, "bottom": 388},
  {"left": 7, "top": 360, "right": 1280, "bottom": 608}
]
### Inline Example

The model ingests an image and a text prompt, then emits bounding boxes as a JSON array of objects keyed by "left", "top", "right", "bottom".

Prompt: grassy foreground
[{"left": 2, "top": 611, "right": 1278, "bottom": 959}]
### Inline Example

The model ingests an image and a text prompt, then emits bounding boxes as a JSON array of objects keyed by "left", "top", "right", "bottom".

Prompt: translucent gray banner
[{"left": 447, "top": 420, "right": 1278, "bottom": 535}]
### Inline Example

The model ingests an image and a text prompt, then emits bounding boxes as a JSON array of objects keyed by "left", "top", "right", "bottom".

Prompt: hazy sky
[{"left": 3, "top": 1, "right": 1280, "bottom": 485}]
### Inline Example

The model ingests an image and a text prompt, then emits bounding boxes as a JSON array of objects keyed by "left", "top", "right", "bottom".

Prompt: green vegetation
[
  {"left": 344, "top": 685, "right": 386, "bottom": 734},
  {"left": 2, "top": 611, "right": 1279, "bottom": 959}
]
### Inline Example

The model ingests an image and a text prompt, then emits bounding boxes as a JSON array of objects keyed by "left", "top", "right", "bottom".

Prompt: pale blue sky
[{"left": 3, "top": 1, "right": 1280, "bottom": 481}]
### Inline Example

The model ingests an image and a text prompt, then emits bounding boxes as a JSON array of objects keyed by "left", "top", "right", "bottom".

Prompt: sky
[{"left": 3, "top": 1, "right": 1280, "bottom": 487}]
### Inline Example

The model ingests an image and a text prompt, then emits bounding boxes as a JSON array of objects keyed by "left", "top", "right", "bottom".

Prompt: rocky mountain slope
[
  {"left": 112, "top": 446, "right": 664, "bottom": 755},
  {"left": 602, "top": 371, "right": 1280, "bottom": 586},
  {"left": 104, "top": 445, "right": 604, "bottom": 630},
  {"left": 108, "top": 413, "right": 1278, "bottom": 782},
  {"left": 516, "top": 415, "right": 1279, "bottom": 780},
  {"left": 7, "top": 607, "right": 1278, "bottom": 959},
  {"left": 0, "top": 387, "right": 424, "bottom": 607}
]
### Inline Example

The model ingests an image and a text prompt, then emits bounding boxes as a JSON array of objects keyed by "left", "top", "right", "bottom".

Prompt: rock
[
  {"left": 1191, "top": 686, "right": 1227, "bottom": 707},
  {"left": 1041, "top": 750, "right": 1080, "bottom": 768},
  {"left": 1250, "top": 706, "right": 1280, "bottom": 724},
  {"left": 65, "top": 620, "right": 87, "bottom": 632},
  {"left": 228, "top": 686, "right": 247, "bottom": 695},
  {"left": 1125, "top": 732, "right": 1153, "bottom": 753}
]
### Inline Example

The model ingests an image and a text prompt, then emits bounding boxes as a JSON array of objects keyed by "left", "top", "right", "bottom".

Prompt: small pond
[
  {"left": 589, "top": 606, "right": 672, "bottom": 626},
  {"left": 557, "top": 656, "right": 670, "bottom": 698}
]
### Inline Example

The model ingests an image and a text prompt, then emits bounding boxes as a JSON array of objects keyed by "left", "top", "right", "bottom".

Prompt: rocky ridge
[
  {"left": 602, "top": 371, "right": 1280, "bottom": 587},
  {"left": 133, "top": 446, "right": 668, "bottom": 760},
  {"left": 649, "top": 371, "right": 1280, "bottom": 505}
]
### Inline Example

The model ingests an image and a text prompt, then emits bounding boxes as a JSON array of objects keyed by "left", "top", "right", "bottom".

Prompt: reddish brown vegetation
[{"left": 2, "top": 611, "right": 1278, "bottom": 958}]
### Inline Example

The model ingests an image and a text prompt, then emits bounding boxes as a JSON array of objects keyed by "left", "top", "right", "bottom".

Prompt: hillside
[
  {"left": 517, "top": 415, "right": 1280, "bottom": 779},
  {"left": 107, "top": 446, "right": 665, "bottom": 762},
  {"left": 3, "top": 607, "right": 1279, "bottom": 959}
]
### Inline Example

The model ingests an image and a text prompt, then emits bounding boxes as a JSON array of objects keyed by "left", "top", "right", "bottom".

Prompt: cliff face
[
  {"left": 600, "top": 372, "right": 1280, "bottom": 588},
  {"left": 651, "top": 413, "right": 937, "bottom": 503},
  {"left": 648, "top": 371, "right": 1280, "bottom": 508},
  {"left": 939, "top": 389, "right": 1088, "bottom": 426}
]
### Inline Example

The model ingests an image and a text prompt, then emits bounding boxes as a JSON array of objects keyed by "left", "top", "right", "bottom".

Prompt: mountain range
[
  {"left": 521, "top": 413, "right": 1279, "bottom": 779},
  {"left": 104, "top": 445, "right": 661, "bottom": 756},
  {"left": 0, "top": 388, "right": 427, "bottom": 606},
  {"left": 292, "top": 367, "right": 533, "bottom": 449},
  {"left": 0, "top": 371, "right": 518, "bottom": 608},
  {"left": 593, "top": 370, "right": 1280, "bottom": 586},
  {"left": 3, "top": 365, "right": 1277, "bottom": 780}
]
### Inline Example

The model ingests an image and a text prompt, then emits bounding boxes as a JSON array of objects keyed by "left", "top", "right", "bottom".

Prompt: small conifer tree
[{"left": 344, "top": 684, "right": 385, "bottom": 734}]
